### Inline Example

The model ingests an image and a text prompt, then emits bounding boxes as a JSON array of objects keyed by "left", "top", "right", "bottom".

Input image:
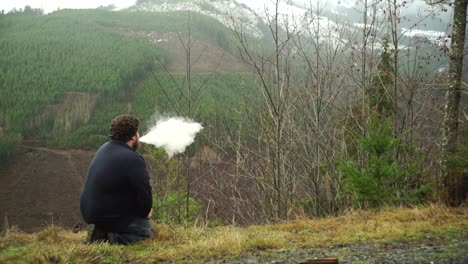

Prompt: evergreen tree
[
  {"left": 368, "top": 39, "right": 394, "bottom": 118},
  {"left": 339, "top": 116, "right": 429, "bottom": 209}
]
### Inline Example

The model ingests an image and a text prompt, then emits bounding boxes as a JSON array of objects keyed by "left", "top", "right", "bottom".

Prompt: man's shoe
[{"left": 86, "top": 224, "right": 109, "bottom": 243}]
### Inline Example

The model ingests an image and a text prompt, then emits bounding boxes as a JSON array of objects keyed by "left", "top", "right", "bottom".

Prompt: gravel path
[{"left": 206, "top": 235, "right": 468, "bottom": 264}]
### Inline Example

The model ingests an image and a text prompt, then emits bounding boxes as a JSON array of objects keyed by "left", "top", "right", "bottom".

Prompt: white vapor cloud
[{"left": 140, "top": 117, "right": 203, "bottom": 158}]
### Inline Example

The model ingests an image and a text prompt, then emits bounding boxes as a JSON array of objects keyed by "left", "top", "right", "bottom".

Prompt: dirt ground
[{"left": 0, "top": 146, "right": 94, "bottom": 232}]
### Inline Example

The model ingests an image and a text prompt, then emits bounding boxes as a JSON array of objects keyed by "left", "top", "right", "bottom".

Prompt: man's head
[{"left": 109, "top": 115, "right": 141, "bottom": 150}]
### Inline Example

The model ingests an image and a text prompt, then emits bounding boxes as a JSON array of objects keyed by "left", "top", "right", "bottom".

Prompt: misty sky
[
  {"left": 0, "top": 0, "right": 450, "bottom": 17},
  {"left": 0, "top": 0, "right": 137, "bottom": 13}
]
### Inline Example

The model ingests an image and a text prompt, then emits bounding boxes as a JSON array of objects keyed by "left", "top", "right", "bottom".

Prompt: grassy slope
[{"left": 0, "top": 205, "right": 466, "bottom": 263}]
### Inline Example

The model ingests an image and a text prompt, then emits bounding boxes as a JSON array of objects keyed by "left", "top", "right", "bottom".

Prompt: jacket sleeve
[{"left": 128, "top": 154, "right": 153, "bottom": 218}]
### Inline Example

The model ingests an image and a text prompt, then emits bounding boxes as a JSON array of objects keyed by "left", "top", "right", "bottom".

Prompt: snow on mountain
[
  {"left": 337, "top": 0, "right": 356, "bottom": 9},
  {"left": 401, "top": 27, "right": 450, "bottom": 47},
  {"left": 236, "top": 0, "right": 344, "bottom": 44},
  {"left": 131, "top": 0, "right": 343, "bottom": 43},
  {"left": 131, "top": 0, "right": 264, "bottom": 38},
  {"left": 129, "top": 0, "right": 451, "bottom": 49}
]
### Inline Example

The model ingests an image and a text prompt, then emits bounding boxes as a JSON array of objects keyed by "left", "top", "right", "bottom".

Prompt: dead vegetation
[{"left": 0, "top": 205, "right": 466, "bottom": 263}]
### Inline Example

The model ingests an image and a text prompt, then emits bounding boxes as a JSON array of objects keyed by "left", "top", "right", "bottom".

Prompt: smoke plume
[{"left": 140, "top": 117, "right": 203, "bottom": 158}]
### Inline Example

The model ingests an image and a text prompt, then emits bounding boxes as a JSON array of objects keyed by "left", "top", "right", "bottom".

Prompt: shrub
[
  {"left": 339, "top": 116, "right": 430, "bottom": 208},
  {"left": 152, "top": 192, "right": 201, "bottom": 225}
]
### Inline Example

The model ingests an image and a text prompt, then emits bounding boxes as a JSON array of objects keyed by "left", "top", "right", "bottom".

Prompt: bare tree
[
  {"left": 289, "top": 1, "right": 355, "bottom": 215},
  {"left": 229, "top": 0, "right": 307, "bottom": 220},
  {"left": 205, "top": 0, "right": 459, "bottom": 223}
]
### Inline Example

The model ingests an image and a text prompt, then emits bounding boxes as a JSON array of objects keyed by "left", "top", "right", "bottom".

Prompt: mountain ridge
[{"left": 128, "top": 0, "right": 452, "bottom": 47}]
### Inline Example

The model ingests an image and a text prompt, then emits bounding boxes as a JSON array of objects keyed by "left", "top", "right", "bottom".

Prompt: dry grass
[{"left": 1, "top": 205, "right": 466, "bottom": 263}]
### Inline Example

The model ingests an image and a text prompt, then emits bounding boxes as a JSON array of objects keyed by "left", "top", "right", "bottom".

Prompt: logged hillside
[{"left": 0, "top": 146, "right": 94, "bottom": 231}]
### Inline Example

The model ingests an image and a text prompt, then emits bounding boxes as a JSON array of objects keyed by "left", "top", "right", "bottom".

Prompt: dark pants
[{"left": 108, "top": 218, "right": 152, "bottom": 245}]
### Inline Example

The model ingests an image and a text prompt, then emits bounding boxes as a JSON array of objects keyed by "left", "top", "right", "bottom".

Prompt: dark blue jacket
[{"left": 80, "top": 140, "right": 152, "bottom": 232}]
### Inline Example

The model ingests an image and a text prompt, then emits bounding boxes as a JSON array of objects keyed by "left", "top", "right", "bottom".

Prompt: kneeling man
[{"left": 80, "top": 115, "right": 153, "bottom": 244}]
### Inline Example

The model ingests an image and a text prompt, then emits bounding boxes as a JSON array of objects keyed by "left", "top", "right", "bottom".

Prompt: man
[{"left": 80, "top": 115, "right": 153, "bottom": 244}]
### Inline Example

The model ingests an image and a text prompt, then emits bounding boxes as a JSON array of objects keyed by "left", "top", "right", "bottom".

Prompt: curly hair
[{"left": 109, "top": 115, "right": 140, "bottom": 142}]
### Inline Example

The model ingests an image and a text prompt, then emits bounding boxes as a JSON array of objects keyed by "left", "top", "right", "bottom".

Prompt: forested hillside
[
  {"left": 0, "top": 10, "right": 161, "bottom": 133},
  {"left": 0, "top": 8, "right": 253, "bottom": 152}
]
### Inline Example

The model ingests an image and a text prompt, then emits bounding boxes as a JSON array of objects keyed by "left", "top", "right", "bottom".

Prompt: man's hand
[{"left": 147, "top": 208, "right": 153, "bottom": 219}]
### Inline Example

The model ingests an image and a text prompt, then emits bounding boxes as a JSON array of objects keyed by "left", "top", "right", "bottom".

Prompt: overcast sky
[
  {"left": 0, "top": 0, "right": 447, "bottom": 15},
  {"left": 0, "top": 0, "right": 136, "bottom": 14}
]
